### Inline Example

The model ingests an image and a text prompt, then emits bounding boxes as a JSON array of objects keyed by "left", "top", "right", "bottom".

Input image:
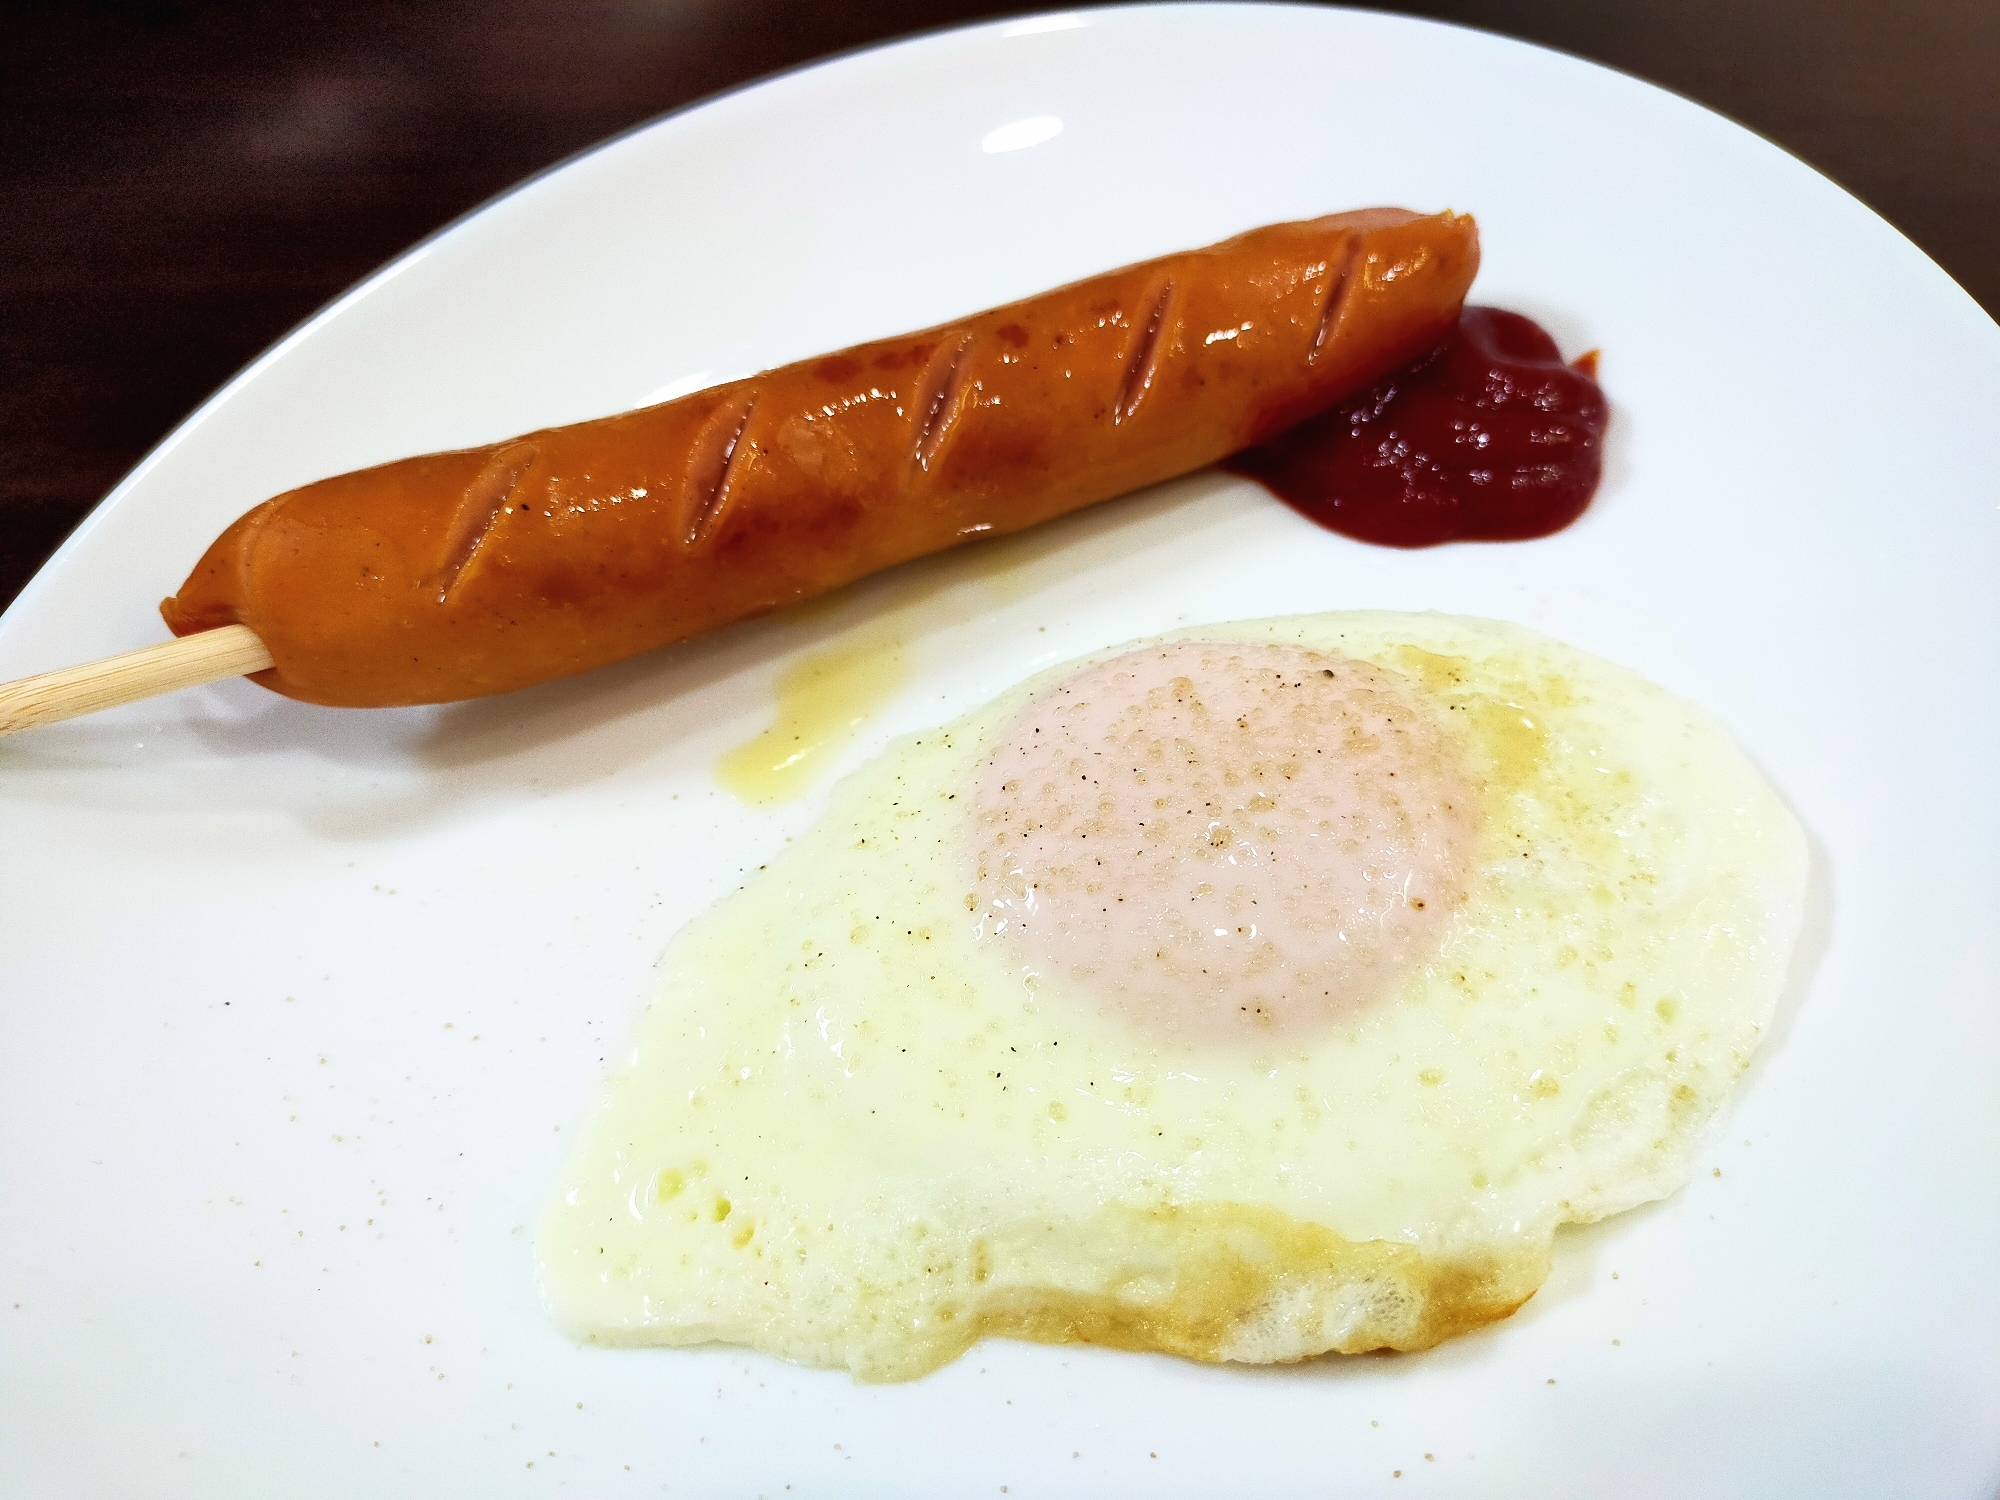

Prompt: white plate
[{"left": 3, "top": 5, "right": 1997, "bottom": 1496}]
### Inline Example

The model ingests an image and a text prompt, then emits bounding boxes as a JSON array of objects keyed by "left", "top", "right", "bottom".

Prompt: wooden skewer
[{"left": 0, "top": 625, "right": 275, "bottom": 737}]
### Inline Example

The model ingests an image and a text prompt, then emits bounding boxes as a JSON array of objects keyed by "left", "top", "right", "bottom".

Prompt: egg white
[{"left": 537, "top": 612, "right": 1807, "bottom": 1379}]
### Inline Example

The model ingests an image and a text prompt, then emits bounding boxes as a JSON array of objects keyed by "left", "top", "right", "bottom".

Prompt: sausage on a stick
[{"left": 152, "top": 208, "right": 1478, "bottom": 709}]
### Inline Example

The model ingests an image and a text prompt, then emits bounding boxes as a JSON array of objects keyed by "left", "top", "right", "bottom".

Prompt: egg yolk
[{"left": 970, "top": 641, "right": 1478, "bottom": 1041}]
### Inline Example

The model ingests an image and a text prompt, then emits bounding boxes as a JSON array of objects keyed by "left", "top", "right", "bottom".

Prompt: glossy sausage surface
[{"left": 162, "top": 209, "right": 1478, "bottom": 706}]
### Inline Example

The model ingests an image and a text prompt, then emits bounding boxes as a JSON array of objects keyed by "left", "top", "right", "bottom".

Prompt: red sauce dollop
[{"left": 1226, "top": 306, "right": 1609, "bottom": 547}]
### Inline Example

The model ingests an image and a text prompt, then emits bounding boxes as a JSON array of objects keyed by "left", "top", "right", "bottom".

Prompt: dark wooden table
[{"left": 4, "top": 0, "right": 1995, "bottom": 614}]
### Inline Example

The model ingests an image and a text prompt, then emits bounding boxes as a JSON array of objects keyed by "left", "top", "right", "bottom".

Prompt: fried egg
[{"left": 537, "top": 612, "right": 1806, "bottom": 1380}]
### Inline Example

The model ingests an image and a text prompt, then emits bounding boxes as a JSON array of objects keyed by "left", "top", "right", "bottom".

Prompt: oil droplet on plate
[{"left": 717, "top": 626, "right": 911, "bottom": 803}]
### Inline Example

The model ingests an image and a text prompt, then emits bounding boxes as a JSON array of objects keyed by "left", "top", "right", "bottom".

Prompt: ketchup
[{"left": 1226, "top": 307, "right": 1608, "bottom": 547}]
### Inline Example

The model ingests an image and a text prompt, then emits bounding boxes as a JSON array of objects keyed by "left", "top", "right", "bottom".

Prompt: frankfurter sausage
[{"left": 162, "top": 208, "right": 1478, "bottom": 707}]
